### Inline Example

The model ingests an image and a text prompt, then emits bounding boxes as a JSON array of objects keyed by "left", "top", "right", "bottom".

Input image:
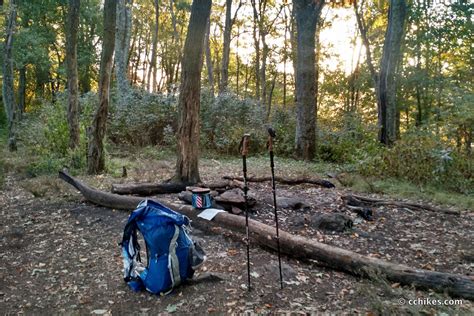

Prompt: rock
[
  {"left": 276, "top": 197, "right": 310, "bottom": 210},
  {"left": 214, "top": 188, "right": 256, "bottom": 207},
  {"left": 261, "top": 260, "right": 296, "bottom": 281},
  {"left": 230, "top": 206, "right": 243, "bottom": 215},
  {"left": 288, "top": 214, "right": 310, "bottom": 228},
  {"left": 310, "top": 213, "right": 353, "bottom": 232}
]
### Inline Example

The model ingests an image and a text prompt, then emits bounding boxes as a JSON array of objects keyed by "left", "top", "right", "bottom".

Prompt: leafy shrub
[
  {"left": 270, "top": 107, "right": 296, "bottom": 156},
  {"left": 108, "top": 88, "right": 178, "bottom": 147},
  {"left": 200, "top": 91, "right": 267, "bottom": 154},
  {"left": 17, "top": 92, "right": 93, "bottom": 176},
  {"left": 318, "top": 113, "right": 378, "bottom": 163},
  {"left": 359, "top": 131, "right": 473, "bottom": 194}
]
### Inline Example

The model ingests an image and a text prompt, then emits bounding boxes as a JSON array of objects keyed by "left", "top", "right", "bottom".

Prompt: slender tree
[
  {"left": 355, "top": 0, "right": 408, "bottom": 145},
  {"left": 147, "top": 0, "right": 159, "bottom": 92},
  {"left": 87, "top": 0, "right": 117, "bottom": 174},
  {"left": 378, "top": 0, "right": 408, "bottom": 145},
  {"left": 293, "top": 0, "right": 324, "bottom": 160},
  {"left": 204, "top": 17, "right": 214, "bottom": 96},
  {"left": 3, "top": 0, "right": 18, "bottom": 151},
  {"left": 219, "top": 0, "right": 242, "bottom": 94},
  {"left": 66, "top": 0, "right": 81, "bottom": 149},
  {"left": 174, "top": 0, "right": 212, "bottom": 184},
  {"left": 114, "top": 0, "right": 132, "bottom": 106}
]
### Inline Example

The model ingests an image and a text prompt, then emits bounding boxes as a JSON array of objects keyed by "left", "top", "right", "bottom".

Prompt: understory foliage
[
  {"left": 108, "top": 89, "right": 178, "bottom": 147},
  {"left": 359, "top": 132, "right": 473, "bottom": 194},
  {"left": 12, "top": 88, "right": 473, "bottom": 194},
  {"left": 200, "top": 91, "right": 267, "bottom": 154},
  {"left": 17, "top": 93, "right": 96, "bottom": 176}
]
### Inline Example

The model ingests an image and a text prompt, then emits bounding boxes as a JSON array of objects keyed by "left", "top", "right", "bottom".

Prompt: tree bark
[
  {"left": 114, "top": 0, "right": 132, "bottom": 106},
  {"left": 3, "top": 0, "right": 17, "bottom": 151},
  {"left": 223, "top": 175, "right": 335, "bottom": 188},
  {"left": 18, "top": 66, "right": 26, "bottom": 118},
  {"left": 111, "top": 179, "right": 242, "bottom": 195},
  {"left": 147, "top": 0, "right": 159, "bottom": 93},
  {"left": 87, "top": 0, "right": 117, "bottom": 174},
  {"left": 219, "top": 0, "right": 232, "bottom": 94},
  {"left": 174, "top": 0, "right": 212, "bottom": 184},
  {"left": 66, "top": 0, "right": 81, "bottom": 149},
  {"left": 342, "top": 194, "right": 460, "bottom": 215},
  {"left": 378, "top": 0, "right": 407, "bottom": 145},
  {"left": 204, "top": 17, "right": 214, "bottom": 96},
  {"left": 250, "top": 0, "right": 261, "bottom": 102},
  {"left": 293, "top": 0, "right": 324, "bottom": 160},
  {"left": 59, "top": 171, "right": 474, "bottom": 300}
]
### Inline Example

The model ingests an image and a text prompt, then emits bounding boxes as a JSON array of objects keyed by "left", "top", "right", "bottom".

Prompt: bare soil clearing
[{"left": 1, "top": 157, "right": 473, "bottom": 314}]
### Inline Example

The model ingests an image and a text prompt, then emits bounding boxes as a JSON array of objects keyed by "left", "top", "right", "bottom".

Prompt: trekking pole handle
[
  {"left": 240, "top": 134, "right": 251, "bottom": 156},
  {"left": 267, "top": 127, "right": 276, "bottom": 152}
]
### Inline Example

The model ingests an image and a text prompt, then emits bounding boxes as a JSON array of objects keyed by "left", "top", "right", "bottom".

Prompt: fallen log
[
  {"left": 59, "top": 171, "right": 474, "bottom": 300},
  {"left": 342, "top": 194, "right": 460, "bottom": 215},
  {"left": 111, "top": 180, "right": 243, "bottom": 195},
  {"left": 223, "top": 175, "right": 335, "bottom": 188}
]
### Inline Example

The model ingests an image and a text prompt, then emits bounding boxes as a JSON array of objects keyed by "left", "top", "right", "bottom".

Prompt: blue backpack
[{"left": 121, "top": 200, "right": 205, "bottom": 295}]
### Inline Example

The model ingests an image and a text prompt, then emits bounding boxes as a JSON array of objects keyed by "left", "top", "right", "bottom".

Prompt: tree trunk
[
  {"left": 87, "top": 0, "right": 117, "bottom": 174},
  {"left": 3, "top": 0, "right": 17, "bottom": 151},
  {"left": 18, "top": 66, "right": 26, "bottom": 118},
  {"left": 147, "top": 0, "right": 159, "bottom": 93},
  {"left": 66, "top": 0, "right": 81, "bottom": 149},
  {"left": 251, "top": 0, "right": 260, "bottom": 101},
  {"left": 141, "top": 29, "right": 150, "bottom": 90},
  {"left": 174, "top": 0, "right": 212, "bottom": 185},
  {"left": 59, "top": 171, "right": 474, "bottom": 300},
  {"left": 294, "top": 0, "right": 324, "bottom": 160},
  {"left": 260, "top": 36, "right": 268, "bottom": 110},
  {"left": 204, "top": 18, "right": 214, "bottom": 96},
  {"left": 114, "top": 0, "right": 132, "bottom": 106},
  {"left": 219, "top": 0, "right": 232, "bottom": 94},
  {"left": 377, "top": 0, "right": 407, "bottom": 145}
]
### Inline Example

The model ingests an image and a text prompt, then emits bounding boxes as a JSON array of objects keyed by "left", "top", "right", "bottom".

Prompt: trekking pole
[
  {"left": 239, "top": 133, "right": 252, "bottom": 291},
  {"left": 267, "top": 127, "right": 283, "bottom": 289}
]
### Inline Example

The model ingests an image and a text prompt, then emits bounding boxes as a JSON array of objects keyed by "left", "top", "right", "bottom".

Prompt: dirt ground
[{"left": 1, "top": 157, "right": 473, "bottom": 315}]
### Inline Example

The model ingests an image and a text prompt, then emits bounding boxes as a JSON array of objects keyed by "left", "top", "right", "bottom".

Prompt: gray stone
[{"left": 310, "top": 212, "right": 353, "bottom": 232}]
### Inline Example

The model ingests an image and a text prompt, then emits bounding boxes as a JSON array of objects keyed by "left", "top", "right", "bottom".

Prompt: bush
[
  {"left": 269, "top": 107, "right": 297, "bottom": 156},
  {"left": 200, "top": 91, "right": 267, "bottom": 154},
  {"left": 17, "top": 92, "right": 93, "bottom": 176},
  {"left": 108, "top": 88, "right": 178, "bottom": 147},
  {"left": 358, "top": 131, "right": 473, "bottom": 194},
  {"left": 318, "top": 113, "right": 378, "bottom": 163}
]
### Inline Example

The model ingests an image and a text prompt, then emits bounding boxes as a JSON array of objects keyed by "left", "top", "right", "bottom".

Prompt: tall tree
[
  {"left": 293, "top": 0, "right": 324, "bottom": 160},
  {"left": 87, "top": 0, "right": 117, "bottom": 174},
  {"left": 204, "top": 17, "right": 214, "bottom": 96},
  {"left": 219, "top": 0, "right": 242, "bottom": 94},
  {"left": 378, "top": 0, "right": 408, "bottom": 145},
  {"left": 174, "top": 0, "right": 212, "bottom": 184},
  {"left": 66, "top": 0, "right": 81, "bottom": 149},
  {"left": 355, "top": 0, "right": 408, "bottom": 145},
  {"left": 114, "top": 0, "right": 132, "bottom": 106},
  {"left": 3, "top": 0, "right": 17, "bottom": 151},
  {"left": 147, "top": 0, "right": 159, "bottom": 92}
]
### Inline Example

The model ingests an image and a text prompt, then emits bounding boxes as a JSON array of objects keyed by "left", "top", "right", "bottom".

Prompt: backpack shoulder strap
[{"left": 168, "top": 225, "right": 181, "bottom": 287}]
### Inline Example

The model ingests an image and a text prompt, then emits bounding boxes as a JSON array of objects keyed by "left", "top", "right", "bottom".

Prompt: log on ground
[
  {"left": 223, "top": 175, "right": 335, "bottom": 188},
  {"left": 342, "top": 194, "right": 460, "bottom": 215},
  {"left": 58, "top": 171, "right": 474, "bottom": 300},
  {"left": 111, "top": 180, "right": 243, "bottom": 195}
]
